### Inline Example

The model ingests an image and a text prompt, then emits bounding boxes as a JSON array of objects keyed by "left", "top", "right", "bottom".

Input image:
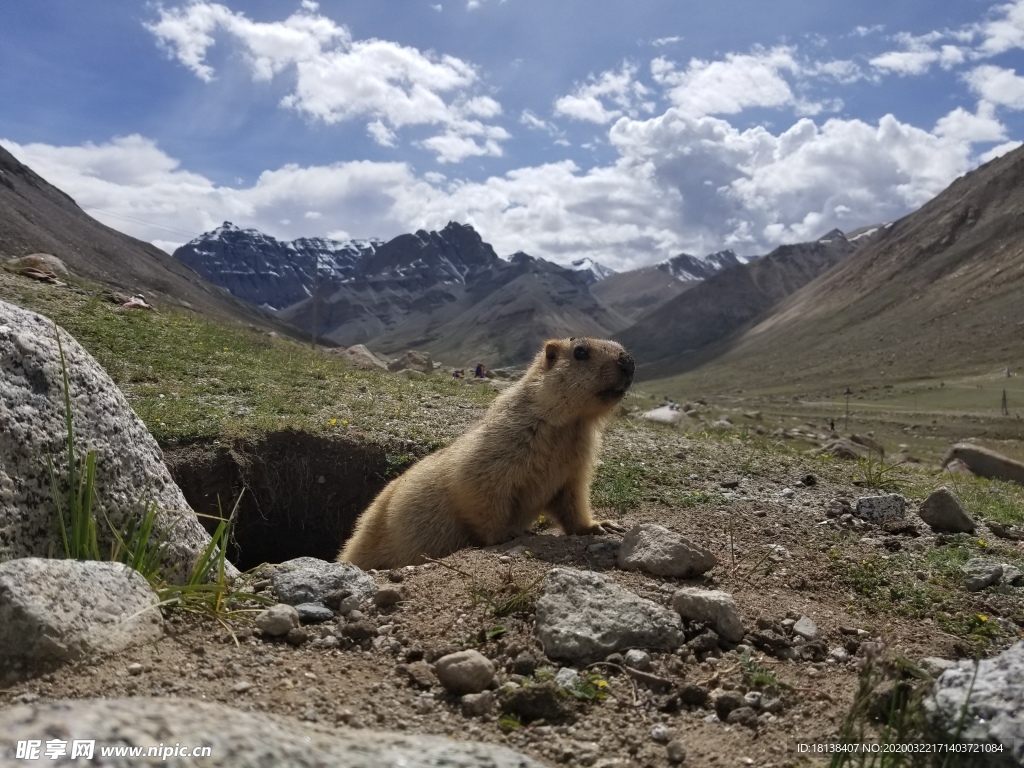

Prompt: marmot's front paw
[{"left": 585, "top": 519, "right": 625, "bottom": 535}]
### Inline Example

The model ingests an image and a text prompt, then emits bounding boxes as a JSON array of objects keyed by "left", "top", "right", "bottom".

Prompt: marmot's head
[{"left": 528, "top": 337, "right": 634, "bottom": 421}]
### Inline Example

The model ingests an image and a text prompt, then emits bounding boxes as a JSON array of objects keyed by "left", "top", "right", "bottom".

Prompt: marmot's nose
[{"left": 619, "top": 351, "right": 635, "bottom": 380}]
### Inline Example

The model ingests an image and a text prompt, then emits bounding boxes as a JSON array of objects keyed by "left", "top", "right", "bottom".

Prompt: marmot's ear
[{"left": 544, "top": 340, "right": 560, "bottom": 367}]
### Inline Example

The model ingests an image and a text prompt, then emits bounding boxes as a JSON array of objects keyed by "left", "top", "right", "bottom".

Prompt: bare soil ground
[{"left": 3, "top": 423, "right": 1021, "bottom": 767}]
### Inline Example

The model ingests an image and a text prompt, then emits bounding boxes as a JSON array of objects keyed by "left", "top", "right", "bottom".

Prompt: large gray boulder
[
  {"left": 0, "top": 558, "right": 163, "bottom": 668},
  {"left": 0, "top": 301, "right": 228, "bottom": 583},
  {"left": 334, "top": 344, "right": 388, "bottom": 371},
  {"left": 388, "top": 350, "right": 433, "bottom": 374},
  {"left": 928, "top": 641, "right": 1024, "bottom": 766},
  {"left": 0, "top": 697, "right": 547, "bottom": 767},
  {"left": 534, "top": 568, "right": 683, "bottom": 664}
]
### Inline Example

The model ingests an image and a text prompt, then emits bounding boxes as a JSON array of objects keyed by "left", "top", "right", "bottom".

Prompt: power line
[{"left": 82, "top": 206, "right": 199, "bottom": 238}]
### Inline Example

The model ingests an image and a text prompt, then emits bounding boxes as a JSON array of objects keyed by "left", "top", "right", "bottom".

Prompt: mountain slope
[
  {"left": 618, "top": 232, "right": 856, "bottom": 374},
  {"left": 0, "top": 145, "right": 291, "bottom": 330},
  {"left": 173, "top": 223, "right": 381, "bottom": 310},
  {"left": 653, "top": 144, "right": 1024, "bottom": 394},
  {"left": 593, "top": 249, "right": 742, "bottom": 321}
]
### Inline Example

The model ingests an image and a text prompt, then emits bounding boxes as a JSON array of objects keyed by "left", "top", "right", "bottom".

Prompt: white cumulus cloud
[
  {"left": 145, "top": 2, "right": 507, "bottom": 162},
  {"left": 553, "top": 62, "right": 651, "bottom": 124}
]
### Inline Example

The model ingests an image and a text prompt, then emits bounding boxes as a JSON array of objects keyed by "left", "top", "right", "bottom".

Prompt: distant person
[
  {"left": 474, "top": 363, "right": 486, "bottom": 379},
  {"left": 829, "top": 418, "right": 835, "bottom": 432}
]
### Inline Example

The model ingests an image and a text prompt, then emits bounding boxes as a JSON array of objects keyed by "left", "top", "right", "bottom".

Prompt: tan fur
[{"left": 338, "top": 338, "right": 635, "bottom": 569}]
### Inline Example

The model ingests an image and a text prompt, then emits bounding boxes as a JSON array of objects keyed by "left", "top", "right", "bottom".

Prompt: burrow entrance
[{"left": 163, "top": 431, "right": 423, "bottom": 570}]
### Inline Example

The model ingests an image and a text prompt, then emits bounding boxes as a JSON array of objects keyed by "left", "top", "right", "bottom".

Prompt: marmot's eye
[{"left": 574, "top": 346, "right": 589, "bottom": 361}]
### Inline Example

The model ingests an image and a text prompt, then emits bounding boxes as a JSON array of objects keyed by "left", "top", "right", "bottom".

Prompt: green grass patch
[{"left": 3, "top": 276, "right": 495, "bottom": 445}]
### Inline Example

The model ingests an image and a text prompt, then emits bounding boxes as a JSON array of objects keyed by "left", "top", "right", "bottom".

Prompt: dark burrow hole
[{"left": 164, "top": 431, "right": 422, "bottom": 571}]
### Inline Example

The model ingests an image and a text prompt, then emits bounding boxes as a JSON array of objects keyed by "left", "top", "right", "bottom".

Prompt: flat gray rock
[
  {"left": 928, "top": 640, "right": 1024, "bottom": 765},
  {"left": 617, "top": 524, "right": 717, "bottom": 577},
  {"left": 535, "top": 568, "right": 683, "bottom": 664},
  {"left": 672, "top": 588, "right": 745, "bottom": 643},
  {"left": 639, "top": 406, "right": 684, "bottom": 425},
  {"left": 0, "top": 558, "right": 162, "bottom": 666},
  {"left": 271, "top": 557, "right": 376, "bottom": 608},
  {"left": 0, "top": 302, "right": 227, "bottom": 583},
  {"left": 0, "top": 697, "right": 546, "bottom": 767},
  {"left": 918, "top": 487, "right": 976, "bottom": 533},
  {"left": 855, "top": 494, "right": 907, "bottom": 523},
  {"left": 792, "top": 616, "right": 820, "bottom": 641},
  {"left": 963, "top": 559, "right": 1003, "bottom": 592}
]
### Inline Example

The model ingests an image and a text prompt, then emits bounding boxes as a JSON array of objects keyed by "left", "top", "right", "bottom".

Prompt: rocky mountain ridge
[{"left": 172, "top": 222, "right": 759, "bottom": 365}]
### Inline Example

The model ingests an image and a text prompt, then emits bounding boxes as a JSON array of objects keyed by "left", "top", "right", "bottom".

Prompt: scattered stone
[
  {"left": 678, "top": 683, "right": 708, "bottom": 707},
  {"left": 373, "top": 588, "right": 403, "bottom": 609},
  {"left": 686, "top": 630, "right": 721, "bottom": 655},
  {"left": 271, "top": 557, "right": 377, "bottom": 609},
  {"left": 511, "top": 651, "right": 537, "bottom": 676},
  {"left": 285, "top": 627, "right": 308, "bottom": 646},
  {"left": 798, "top": 640, "right": 828, "bottom": 662},
  {"left": 398, "top": 661, "right": 434, "bottom": 690},
  {"left": 919, "top": 657, "right": 956, "bottom": 677},
  {"left": 726, "top": 706, "right": 759, "bottom": 728},
  {"left": 127, "top": 663, "right": 144, "bottom": 676},
  {"left": 640, "top": 406, "right": 685, "bottom": 425},
  {"left": 918, "top": 488, "right": 976, "bottom": 533},
  {"left": 743, "top": 691, "right": 762, "bottom": 709},
  {"left": 942, "top": 443, "right": 1024, "bottom": 487},
  {"left": 780, "top": 488, "right": 795, "bottom": 499},
  {"left": 829, "top": 647, "right": 850, "bottom": 664},
  {"left": 792, "top": 616, "right": 820, "bottom": 642},
  {"left": 535, "top": 569, "right": 684, "bottom": 664},
  {"left": 712, "top": 690, "right": 746, "bottom": 720},
  {"left": 617, "top": 524, "right": 717, "bottom": 578},
  {"left": 928, "top": 641, "right": 1024, "bottom": 763},
  {"left": 6, "top": 253, "right": 69, "bottom": 276},
  {"left": 672, "top": 589, "right": 744, "bottom": 643},
  {"left": 340, "top": 621, "right": 378, "bottom": 642},
  {"left": 748, "top": 630, "right": 794, "bottom": 659},
  {"left": 553, "top": 667, "right": 580, "bottom": 691},
  {"left": 0, "top": 697, "right": 547, "bottom": 767},
  {"left": 855, "top": 494, "right": 907, "bottom": 523},
  {"left": 1001, "top": 564, "right": 1023, "bottom": 586},
  {"left": 666, "top": 740, "right": 687, "bottom": 764},
  {"left": 624, "top": 649, "right": 652, "bottom": 671},
  {"left": 255, "top": 604, "right": 300, "bottom": 638},
  {"left": 650, "top": 724, "right": 673, "bottom": 743},
  {"left": 0, "top": 559, "right": 163, "bottom": 666},
  {"left": 294, "top": 603, "right": 334, "bottom": 624},
  {"left": 850, "top": 434, "right": 885, "bottom": 456},
  {"left": 336, "top": 344, "right": 389, "bottom": 371},
  {"left": 460, "top": 690, "right": 494, "bottom": 717},
  {"left": 819, "top": 438, "right": 871, "bottom": 461},
  {"left": 388, "top": 350, "right": 433, "bottom": 374},
  {"left": 962, "top": 559, "right": 1002, "bottom": 592},
  {"left": 0, "top": 302, "right": 228, "bottom": 583},
  {"left": 434, "top": 650, "right": 495, "bottom": 694},
  {"left": 232, "top": 681, "right": 254, "bottom": 693},
  {"left": 500, "top": 681, "right": 569, "bottom": 723}
]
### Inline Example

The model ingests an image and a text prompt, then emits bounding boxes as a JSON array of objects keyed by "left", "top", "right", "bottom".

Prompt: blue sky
[{"left": 1, "top": 1, "right": 1022, "bottom": 270}]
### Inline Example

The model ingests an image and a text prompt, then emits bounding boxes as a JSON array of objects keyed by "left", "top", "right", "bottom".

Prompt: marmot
[{"left": 338, "top": 337, "right": 635, "bottom": 569}]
